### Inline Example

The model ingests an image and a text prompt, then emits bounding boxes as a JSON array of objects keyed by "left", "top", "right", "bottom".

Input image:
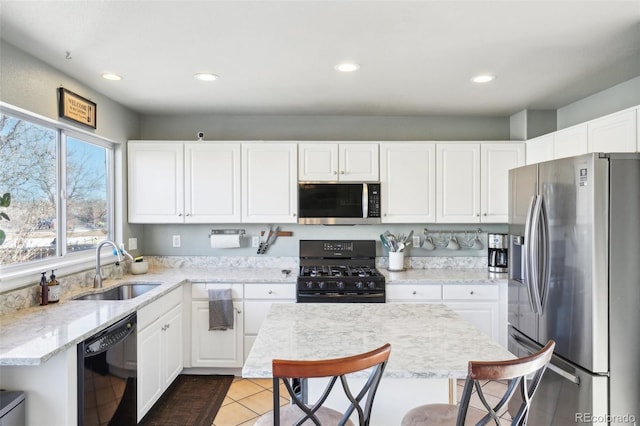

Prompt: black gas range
[{"left": 297, "top": 240, "right": 385, "bottom": 303}]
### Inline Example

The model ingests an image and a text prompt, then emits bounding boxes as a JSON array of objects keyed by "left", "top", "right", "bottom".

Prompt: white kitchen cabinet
[
  {"left": 436, "top": 143, "right": 481, "bottom": 223},
  {"left": 128, "top": 141, "right": 241, "bottom": 223},
  {"left": 587, "top": 108, "right": 637, "bottom": 153},
  {"left": 128, "top": 141, "right": 184, "bottom": 223},
  {"left": 436, "top": 143, "right": 523, "bottom": 223},
  {"left": 386, "top": 284, "right": 442, "bottom": 302},
  {"left": 242, "top": 143, "right": 298, "bottom": 223},
  {"left": 379, "top": 143, "right": 436, "bottom": 223},
  {"left": 526, "top": 134, "right": 554, "bottom": 165},
  {"left": 243, "top": 283, "right": 296, "bottom": 360},
  {"left": 553, "top": 124, "right": 588, "bottom": 160},
  {"left": 442, "top": 284, "right": 504, "bottom": 348},
  {"left": 191, "top": 283, "right": 244, "bottom": 368},
  {"left": 137, "top": 287, "right": 183, "bottom": 421},
  {"left": 298, "top": 143, "right": 379, "bottom": 181},
  {"left": 480, "top": 143, "right": 525, "bottom": 222}
]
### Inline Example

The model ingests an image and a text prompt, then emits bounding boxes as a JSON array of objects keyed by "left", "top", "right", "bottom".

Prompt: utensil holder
[{"left": 388, "top": 252, "right": 405, "bottom": 271}]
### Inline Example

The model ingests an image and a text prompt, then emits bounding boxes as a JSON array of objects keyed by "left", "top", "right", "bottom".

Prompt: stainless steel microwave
[{"left": 298, "top": 182, "right": 381, "bottom": 225}]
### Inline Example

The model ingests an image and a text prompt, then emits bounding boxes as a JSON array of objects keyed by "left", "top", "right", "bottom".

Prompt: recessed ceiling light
[
  {"left": 471, "top": 74, "right": 495, "bottom": 83},
  {"left": 101, "top": 72, "right": 122, "bottom": 81},
  {"left": 335, "top": 63, "right": 360, "bottom": 73},
  {"left": 194, "top": 73, "right": 219, "bottom": 82}
]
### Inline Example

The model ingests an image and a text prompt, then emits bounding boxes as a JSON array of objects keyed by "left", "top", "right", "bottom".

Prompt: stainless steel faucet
[{"left": 94, "top": 240, "right": 123, "bottom": 288}]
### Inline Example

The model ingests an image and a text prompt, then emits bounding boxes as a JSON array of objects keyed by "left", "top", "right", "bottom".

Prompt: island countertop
[{"left": 242, "top": 302, "right": 514, "bottom": 380}]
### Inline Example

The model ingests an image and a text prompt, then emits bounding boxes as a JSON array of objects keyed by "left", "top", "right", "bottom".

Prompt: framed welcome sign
[{"left": 58, "top": 87, "right": 97, "bottom": 129}]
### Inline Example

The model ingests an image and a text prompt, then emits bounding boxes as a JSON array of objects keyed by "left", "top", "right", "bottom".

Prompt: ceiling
[{"left": 1, "top": 1, "right": 639, "bottom": 117}]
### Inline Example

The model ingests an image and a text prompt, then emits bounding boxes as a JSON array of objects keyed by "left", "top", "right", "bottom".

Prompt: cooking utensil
[
  {"left": 257, "top": 225, "right": 271, "bottom": 254},
  {"left": 262, "top": 225, "right": 280, "bottom": 253}
]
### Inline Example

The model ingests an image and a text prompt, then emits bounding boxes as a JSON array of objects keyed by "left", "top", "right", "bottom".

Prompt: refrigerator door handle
[
  {"left": 538, "top": 197, "right": 550, "bottom": 313},
  {"left": 530, "top": 195, "right": 544, "bottom": 314},
  {"left": 512, "top": 332, "right": 581, "bottom": 385},
  {"left": 523, "top": 195, "right": 537, "bottom": 313},
  {"left": 546, "top": 361, "right": 581, "bottom": 385}
]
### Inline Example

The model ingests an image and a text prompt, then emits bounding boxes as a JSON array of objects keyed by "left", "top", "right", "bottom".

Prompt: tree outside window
[{"left": 0, "top": 113, "right": 111, "bottom": 266}]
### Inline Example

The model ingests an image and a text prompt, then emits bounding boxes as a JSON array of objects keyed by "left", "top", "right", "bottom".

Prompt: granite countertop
[
  {"left": 0, "top": 267, "right": 295, "bottom": 366},
  {"left": 0, "top": 265, "right": 502, "bottom": 366},
  {"left": 242, "top": 303, "right": 514, "bottom": 379}
]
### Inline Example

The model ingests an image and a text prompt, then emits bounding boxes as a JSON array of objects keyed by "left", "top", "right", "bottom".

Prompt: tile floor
[{"left": 213, "top": 377, "right": 513, "bottom": 426}]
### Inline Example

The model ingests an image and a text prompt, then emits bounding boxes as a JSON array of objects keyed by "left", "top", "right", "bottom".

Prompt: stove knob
[
  {"left": 305, "top": 281, "right": 314, "bottom": 289},
  {"left": 367, "top": 281, "right": 376, "bottom": 289},
  {"left": 355, "top": 281, "right": 364, "bottom": 289},
  {"left": 336, "top": 281, "right": 345, "bottom": 290},
  {"left": 318, "top": 281, "right": 326, "bottom": 289}
]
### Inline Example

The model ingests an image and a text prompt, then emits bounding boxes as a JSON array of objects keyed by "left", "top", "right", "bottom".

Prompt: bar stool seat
[{"left": 401, "top": 340, "right": 555, "bottom": 426}]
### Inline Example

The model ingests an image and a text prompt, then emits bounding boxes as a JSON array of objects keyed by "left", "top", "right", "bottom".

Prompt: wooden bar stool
[
  {"left": 255, "top": 343, "right": 391, "bottom": 426},
  {"left": 402, "top": 340, "right": 555, "bottom": 426}
]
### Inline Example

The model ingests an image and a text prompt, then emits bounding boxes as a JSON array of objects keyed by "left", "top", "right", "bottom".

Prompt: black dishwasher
[{"left": 77, "top": 313, "right": 137, "bottom": 426}]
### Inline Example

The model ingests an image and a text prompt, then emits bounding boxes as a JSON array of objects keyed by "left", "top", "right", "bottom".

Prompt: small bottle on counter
[
  {"left": 40, "top": 272, "right": 48, "bottom": 305},
  {"left": 47, "top": 270, "right": 60, "bottom": 303}
]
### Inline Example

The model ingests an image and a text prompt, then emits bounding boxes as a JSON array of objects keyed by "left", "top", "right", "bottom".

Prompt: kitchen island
[{"left": 242, "top": 302, "right": 514, "bottom": 425}]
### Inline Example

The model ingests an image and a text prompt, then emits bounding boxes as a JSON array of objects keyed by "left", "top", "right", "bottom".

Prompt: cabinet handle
[
  {"left": 292, "top": 212, "right": 296, "bottom": 217},
  {"left": 483, "top": 213, "right": 487, "bottom": 216},
  {"left": 476, "top": 213, "right": 480, "bottom": 217},
  {"left": 340, "top": 171, "right": 345, "bottom": 175},
  {"left": 268, "top": 290, "right": 273, "bottom": 294},
  {"left": 178, "top": 213, "right": 183, "bottom": 217},
  {"left": 186, "top": 213, "right": 191, "bottom": 217},
  {"left": 412, "top": 291, "right": 417, "bottom": 295},
  {"left": 333, "top": 171, "right": 338, "bottom": 175},
  {"left": 235, "top": 308, "right": 242, "bottom": 314},
  {"left": 470, "top": 291, "right": 474, "bottom": 295}
]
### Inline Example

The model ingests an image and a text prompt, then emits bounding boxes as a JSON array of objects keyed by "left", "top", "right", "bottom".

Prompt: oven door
[{"left": 298, "top": 183, "right": 380, "bottom": 224}]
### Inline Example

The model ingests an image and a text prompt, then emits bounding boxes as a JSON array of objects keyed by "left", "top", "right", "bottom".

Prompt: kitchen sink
[{"left": 74, "top": 282, "right": 161, "bottom": 301}]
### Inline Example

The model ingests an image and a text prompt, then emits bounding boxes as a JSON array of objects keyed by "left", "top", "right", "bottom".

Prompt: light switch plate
[
  {"left": 128, "top": 237, "right": 137, "bottom": 251},
  {"left": 172, "top": 235, "right": 181, "bottom": 248},
  {"left": 412, "top": 235, "right": 421, "bottom": 248}
]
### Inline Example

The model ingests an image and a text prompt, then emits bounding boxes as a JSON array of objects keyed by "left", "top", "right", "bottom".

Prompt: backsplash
[{"left": 0, "top": 255, "right": 486, "bottom": 315}]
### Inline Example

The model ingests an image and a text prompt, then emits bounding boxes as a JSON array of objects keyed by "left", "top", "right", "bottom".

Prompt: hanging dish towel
[{"left": 208, "top": 288, "right": 234, "bottom": 330}]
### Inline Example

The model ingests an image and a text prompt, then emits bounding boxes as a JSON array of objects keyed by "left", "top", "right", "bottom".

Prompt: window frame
[{"left": 0, "top": 102, "right": 121, "bottom": 292}]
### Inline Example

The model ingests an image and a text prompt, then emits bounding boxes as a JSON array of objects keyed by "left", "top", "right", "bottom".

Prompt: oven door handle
[{"left": 297, "top": 293, "right": 385, "bottom": 301}]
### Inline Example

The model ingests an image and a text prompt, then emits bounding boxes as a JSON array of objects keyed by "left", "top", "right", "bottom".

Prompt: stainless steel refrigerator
[{"left": 507, "top": 153, "right": 640, "bottom": 425}]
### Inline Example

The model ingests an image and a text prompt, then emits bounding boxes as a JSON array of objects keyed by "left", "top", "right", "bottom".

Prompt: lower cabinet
[
  {"left": 137, "top": 287, "right": 183, "bottom": 421},
  {"left": 387, "top": 282, "right": 506, "bottom": 347},
  {"left": 191, "top": 283, "right": 244, "bottom": 368},
  {"left": 243, "top": 283, "right": 296, "bottom": 359}
]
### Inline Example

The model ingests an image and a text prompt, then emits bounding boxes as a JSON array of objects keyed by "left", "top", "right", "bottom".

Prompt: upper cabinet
[
  {"left": 298, "top": 143, "right": 379, "bottom": 181},
  {"left": 380, "top": 143, "right": 436, "bottom": 223},
  {"left": 242, "top": 143, "right": 298, "bottom": 223},
  {"left": 587, "top": 109, "right": 637, "bottom": 153},
  {"left": 436, "top": 143, "right": 524, "bottom": 223},
  {"left": 128, "top": 141, "right": 241, "bottom": 223},
  {"left": 525, "top": 106, "right": 639, "bottom": 165}
]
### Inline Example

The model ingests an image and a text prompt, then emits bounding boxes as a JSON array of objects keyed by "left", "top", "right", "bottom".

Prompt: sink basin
[{"left": 74, "top": 283, "right": 161, "bottom": 301}]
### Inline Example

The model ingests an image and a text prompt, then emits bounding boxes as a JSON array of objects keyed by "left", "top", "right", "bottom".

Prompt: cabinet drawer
[
  {"left": 244, "top": 283, "right": 296, "bottom": 299},
  {"left": 191, "top": 283, "right": 243, "bottom": 299},
  {"left": 386, "top": 284, "right": 441, "bottom": 301},
  {"left": 138, "top": 286, "right": 182, "bottom": 330},
  {"left": 442, "top": 284, "right": 498, "bottom": 300}
]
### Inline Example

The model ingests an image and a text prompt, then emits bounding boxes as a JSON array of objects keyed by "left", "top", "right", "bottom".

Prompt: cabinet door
[
  {"left": 128, "top": 141, "right": 184, "bottom": 223},
  {"left": 191, "top": 300, "right": 244, "bottom": 368},
  {"left": 163, "top": 304, "right": 183, "bottom": 388},
  {"left": 587, "top": 109, "right": 637, "bottom": 153},
  {"left": 380, "top": 143, "right": 436, "bottom": 223},
  {"left": 338, "top": 143, "right": 379, "bottom": 181},
  {"left": 298, "top": 143, "right": 339, "bottom": 181},
  {"left": 480, "top": 143, "right": 525, "bottom": 223},
  {"left": 242, "top": 143, "right": 298, "bottom": 223},
  {"left": 184, "top": 143, "right": 241, "bottom": 223},
  {"left": 526, "top": 134, "right": 554, "bottom": 165},
  {"left": 137, "top": 318, "right": 164, "bottom": 420},
  {"left": 446, "top": 302, "right": 500, "bottom": 343},
  {"left": 436, "top": 144, "right": 481, "bottom": 223},
  {"left": 553, "top": 125, "right": 588, "bottom": 160}
]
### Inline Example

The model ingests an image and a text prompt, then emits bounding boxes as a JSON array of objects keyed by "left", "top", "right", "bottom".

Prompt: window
[{"left": 0, "top": 110, "right": 114, "bottom": 270}]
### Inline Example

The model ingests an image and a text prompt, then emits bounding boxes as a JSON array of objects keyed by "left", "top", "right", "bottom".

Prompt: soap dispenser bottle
[
  {"left": 48, "top": 270, "right": 60, "bottom": 303},
  {"left": 40, "top": 272, "right": 49, "bottom": 305}
]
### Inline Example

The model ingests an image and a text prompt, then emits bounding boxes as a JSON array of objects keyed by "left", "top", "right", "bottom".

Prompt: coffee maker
[{"left": 488, "top": 233, "right": 508, "bottom": 273}]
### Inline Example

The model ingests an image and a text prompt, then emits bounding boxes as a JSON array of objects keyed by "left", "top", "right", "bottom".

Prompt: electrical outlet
[
  {"left": 128, "top": 237, "right": 137, "bottom": 251},
  {"left": 252, "top": 236, "right": 260, "bottom": 248},
  {"left": 172, "top": 235, "right": 181, "bottom": 248},
  {"left": 412, "top": 235, "right": 421, "bottom": 248}
]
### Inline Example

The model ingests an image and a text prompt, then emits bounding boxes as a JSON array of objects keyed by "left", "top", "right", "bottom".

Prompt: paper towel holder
[{"left": 209, "top": 229, "right": 246, "bottom": 237}]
